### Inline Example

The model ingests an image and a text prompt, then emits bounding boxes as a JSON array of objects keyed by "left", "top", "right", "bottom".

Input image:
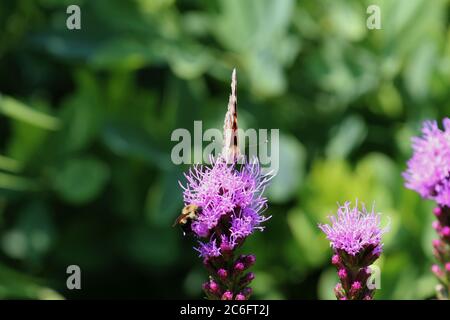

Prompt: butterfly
[{"left": 222, "top": 68, "right": 241, "bottom": 163}]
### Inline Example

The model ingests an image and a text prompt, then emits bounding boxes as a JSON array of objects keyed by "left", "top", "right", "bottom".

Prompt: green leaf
[
  {"left": 0, "top": 95, "right": 61, "bottom": 130},
  {"left": 90, "top": 39, "right": 154, "bottom": 70},
  {"left": 0, "top": 263, "right": 63, "bottom": 299},
  {"left": 250, "top": 271, "right": 283, "bottom": 299},
  {"left": 102, "top": 124, "right": 172, "bottom": 171},
  {"left": 266, "top": 134, "right": 305, "bottom": 203},
  {"left": 404, "top": 41, "right": 437, "bottom": 101},
  {"left": 117, "top": 225, "right": 179, "bottom": 269},
  {"left": 1, "top": 201, "right": 55, "bottom": 264},
  {"left": 327, "top": 0, "right": 366, "bottom": 41},
  {"left": 50, "top": 157, "right": 110, "bottom": 204},
  {"left": 326, "top": 115, "right": 367, "bottom": 159},
  {"left": 214, "top": 0, "right": 299, "bottom": 97},
  {"left": 146, "top": 169, "right": 184, "bottom": 227},
  {"left": 0, "top": 172, "right": 36, "bottom": 192},
  {"left": 318, "top": 267, "right": 338, "bottom": 300},
  {"left": 56, "top": 71, "right": 103, "bottom": 153},
  {"left": 0, "top": 155, "right": 22, "bottom": 173},
  {"left": 6, "top": 117, "right": 49, "bottom": 164},
  {"left": 167, "top": 42, "right": 213, "bottom": 80},
  {"left": 287, "top": 208, "right": 328, "bottom": 268}
]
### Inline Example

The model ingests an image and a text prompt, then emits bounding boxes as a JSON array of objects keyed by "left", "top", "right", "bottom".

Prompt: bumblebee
[{"left": 172, "top": 204, "right": 200, "bottom": 236}]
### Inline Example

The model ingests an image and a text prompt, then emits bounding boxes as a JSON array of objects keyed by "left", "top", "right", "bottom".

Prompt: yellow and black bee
[{"left": 172, "top": 204, "right": 201, "bottom": 236}]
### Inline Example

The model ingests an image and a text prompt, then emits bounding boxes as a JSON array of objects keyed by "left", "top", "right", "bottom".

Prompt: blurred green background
[{"left": 0, "top": 0, "right": 449, "bottom": 299}]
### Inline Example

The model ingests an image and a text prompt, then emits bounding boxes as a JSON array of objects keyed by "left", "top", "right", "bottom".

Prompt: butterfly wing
[{"left": 222, "top": 68, "right": 241, "bottom": 163}]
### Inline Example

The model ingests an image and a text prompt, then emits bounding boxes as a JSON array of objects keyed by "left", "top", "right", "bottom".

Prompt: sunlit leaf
[
  {"left": 0, "top": 172, "right": 36, "bottom": 192},
  {"left": 0, "top": 95, "right": 61, "bottom": 130},
  {"left": 266, "top": 134, "right": 305, "bottom": 203},
  {"left": 0, "top": 155, "right": 21, "bottom": 173}
]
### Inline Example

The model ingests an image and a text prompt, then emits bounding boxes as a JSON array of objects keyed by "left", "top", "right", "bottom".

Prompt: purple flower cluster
[
  {"left": 319, "top": 201, "right": 388, "bottom": 300},
  {"left": 202, "top": 254, "right": 256, "bottom": 300},
  {"left": 181, "top": 156, "right": 271, "bottom": 258},
  {"left": 403, "top": 118, "right": 450, "bottom": 207},
  {"left": 430, "top": 205, "right": 450, "bottom": 299},
  {"left": 403, "top": 118, "right": 450, "bottom": 299},
  {"left": 179, "top": 156, "right": 272, "bottom": 299}
]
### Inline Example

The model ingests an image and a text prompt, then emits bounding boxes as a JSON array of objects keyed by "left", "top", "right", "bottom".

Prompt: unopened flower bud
[
  {"left": 432, "top": 239, "right": 441, "bottom": 249},
  {"left": 432, "top": 264, "right": 444, "bottom": 278},
  {"left": 245, "top": 254, "right": 256, "bottom": 267},
  {"left": 208, "top": 280, "right": 219, "bottom": 293},
  {"left": 234, "top": 262, "right": 245, "bottom": 272},
  {"left": 331, "top": 254, "right": 340, "bottom": 266},
  {"left": 217, "top": 268, "right": 228, "bottom": 280},
  {"left": 350, "top": 281, "right": 362, "bottom": 295},
  {"left": 432, "top": 221, "right": 440, "bottom": 231},
  {"left": 239, "top": 272, "right": 255, "bottom": 287},
  {"left": 242, "top": 287, "right": 253, "bottom": 298},
  {"left": 433, "top": 207, "right": 442, "bottom": 217},
  {"left": 441, "top": 226, "right": 450, "bottom": 237},
  {"left": 221, "top": 291, "right": 233, "bottom": 300},
  {"left": 235, "top": 293, "right": 246, "bottom": 300},
  {"left": 334, "top": 283, "right": 345, "bottom": 299},
  {"left": 445, "top": 263, "right": 450, "bottom": 272},
  {"left": 338, "top": 268, "right": 347, "bottom": 279}
]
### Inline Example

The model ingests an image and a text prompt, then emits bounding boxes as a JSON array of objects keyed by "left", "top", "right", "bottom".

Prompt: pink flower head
[
  {"left": 180, "top": 155, "right": 272, "bottom": 258},
  {"left": 319, "top": 201, "right": 389, "bottom": 256},
  {"left": 403, "top": 118, "right": 450, "bottom": 207}
]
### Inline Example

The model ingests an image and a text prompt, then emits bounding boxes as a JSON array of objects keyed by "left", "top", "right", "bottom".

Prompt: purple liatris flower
[
  {"left": 181, "top": 156, "right": 271, "bottom": 255},
  {"left": 403, "top": 118, "right": 450, "bottom": 207},
  {"left": 176, "top": 69, "right": 273, "bottom": 300},
  {"left": 403, "top": 118, "right": 450, "bottom": 299},
  {"left": 319, "top": 201, "right": 389, "bottom": 300}
]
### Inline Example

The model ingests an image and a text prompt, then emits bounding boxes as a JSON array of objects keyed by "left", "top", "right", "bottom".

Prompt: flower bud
[
  {"left": 217, "top": 268, "right": 228, "bottom": 280},
  {"left": 209, "top": 280, "right": 219, "bottom": 293},
  {"left": 221, "top": 291, "right": 233, "bottom": 300},
  {"left": 331, "top": 254, "right": 340, "bottom": 266},
  {"left": 334, "top": 283, "right": 345, "bottom": 299},
  {"left": 350, "top": 281, "right": 362, "bottom": 294},
  {"left": 235, "top": 293, "right": 246, "bottom": 300},
  {"left": 440, "top": 226, "right": 450, "bottom": 237},
  {"left": 244, "top": 254, "right": 256, "bottom": 268},
  {"left": 202, "top": 281, "right": 220, "bottom": 299},
  {"left": 445, "top": 263, "right": 450, "bottom": 272},
  {"left": 242, "top": 287, "right": 253, "bottom": 297},
  {"left": 432, "top": 221, "right": 440, "bottom": 231},
  {"left": 239, "top": 272, "right": 255, "bottom": 287},
  {"left": 431, "top": 264, "right": 444, "bottom": 278},
  {"left": 432, "top": 239, "right": 441, "bottom": 249},
  {"left": 433, "top": 207, "right": 442, "bottom": 217},
  {"left": 338, "top": 268, "right": 347, "bottom": 280},
  {"left": 234, "top": 262, "right": 245, "bottom": 272}
]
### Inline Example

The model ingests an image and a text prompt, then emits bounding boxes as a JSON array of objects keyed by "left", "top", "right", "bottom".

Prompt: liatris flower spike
[
  {"left": 176, "top": 69, "right": 273, "bottom": 300},
  {"left": 403, "top": 118, "right": 450, "bottom": 299},
  {"left": 319, "top": 201, "right": 389, "bottom": 300}
]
